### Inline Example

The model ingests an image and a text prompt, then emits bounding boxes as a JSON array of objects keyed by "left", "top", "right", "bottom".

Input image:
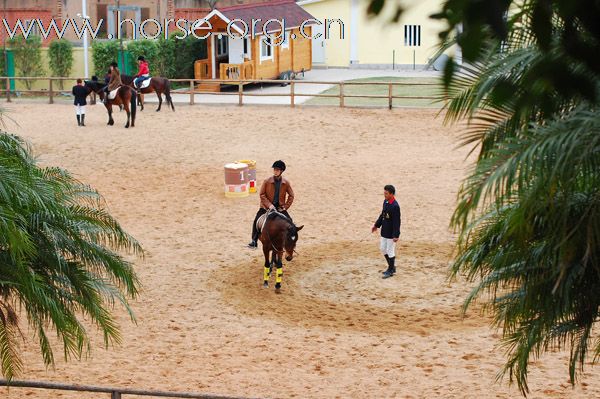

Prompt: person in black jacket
[
  {"left": 72, "top": 78, "right": 88, "bottom": 126},
  {"left": 371, "top": 184, "right": 401, "bottom": 278}
]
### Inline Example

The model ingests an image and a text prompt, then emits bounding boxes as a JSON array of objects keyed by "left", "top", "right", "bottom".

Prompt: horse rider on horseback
[
  {"left": 103, "top": 61, "right": 122, "bottom": 104},
  {"left": 248, "top": 160, "right": 295, "bottom": 248},
  {"left": 134, "top": 56, "right": 150, "bottom": 92}
]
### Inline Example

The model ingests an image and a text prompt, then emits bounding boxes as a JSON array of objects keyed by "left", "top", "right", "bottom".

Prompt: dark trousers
[{"left": 252, "top": 208, "right": 292, "bottom": 241}]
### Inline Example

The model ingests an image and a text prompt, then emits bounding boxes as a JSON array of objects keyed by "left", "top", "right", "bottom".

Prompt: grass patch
[{"left": 304, "top": 76, "right": 443, "bottom": 108}]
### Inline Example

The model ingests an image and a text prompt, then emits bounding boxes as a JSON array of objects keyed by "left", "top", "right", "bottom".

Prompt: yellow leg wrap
[
  {"left": 263, "top": 266, "right": 270, "bottom": 282},
  {"left": 276, "top": 268, "right": 283, "bottom": 284}
]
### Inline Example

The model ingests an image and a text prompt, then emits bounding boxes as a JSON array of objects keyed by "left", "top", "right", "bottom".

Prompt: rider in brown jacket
[{"left": 248, "top": 160, "right": 295, "bottom": 248}]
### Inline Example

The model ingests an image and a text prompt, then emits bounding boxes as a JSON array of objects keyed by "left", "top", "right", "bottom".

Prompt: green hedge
[
  {"left": 48, "top": 40, "right": 73, "bottom": 89},
  {"left": 91, "top": 40, "right": 119, "bottom": 78},
  {"left": 7, "top": 35, "right": 44, "bottom": 90},
  {"left": 93, "top": 36, "right": 207, "bottom": 81}
]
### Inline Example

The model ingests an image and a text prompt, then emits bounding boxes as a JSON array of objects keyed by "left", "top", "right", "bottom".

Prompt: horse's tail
[
  {"left": 164, "top": 78, "right": 175, "bottom": 111},
  {"left": 130, "top": 88, "right": 137, "bottom": 122}
]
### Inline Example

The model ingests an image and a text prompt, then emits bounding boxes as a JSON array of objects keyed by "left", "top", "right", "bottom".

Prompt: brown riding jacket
[
  {"left": 259, "top": 176, "right": 294, "bottom": 210},
  {"left": 108, "top": 68, "right": 122, "bottom": 91}
]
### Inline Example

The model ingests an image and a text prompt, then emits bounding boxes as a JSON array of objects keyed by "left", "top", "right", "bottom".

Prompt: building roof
[
  {"left": 221, "top": 0, "right": 316, "bottom": 32},
  {"left": 187, "top": 0, "right": 316, "bottom": 34}
]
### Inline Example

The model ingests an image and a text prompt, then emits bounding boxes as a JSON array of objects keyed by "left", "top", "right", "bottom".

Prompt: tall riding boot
[
  {"left": 383, "top": 257, "right": 396, "bottom": 279},
  {"left": 382, "top": 254, "right": 390, "bottom": 273},
  {"left": 81, "top": 114, "right": 85, "bottom": 126},
  {"left": 76, "top": 115, "right": 81, "bottom": 126}
]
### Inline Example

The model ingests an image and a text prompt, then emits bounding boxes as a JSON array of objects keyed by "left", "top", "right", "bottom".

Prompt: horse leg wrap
[
  {"left": 275, "top": 267, "right": 283, "bottom": 284},
  {"left": 263, "top": 266, "right": 270, "bottom": 283}
]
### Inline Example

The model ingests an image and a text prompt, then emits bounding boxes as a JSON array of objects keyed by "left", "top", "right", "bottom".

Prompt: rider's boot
[
  {"left": 76, "top": 115, "right": 81, "bottom": 126},
  {"left": 248, "top": 231, "right": 259, "bottom": 248},
  {"left": 382, "top": 257, "right": 396, "bottom": 279},
  {"left": 80, "top": 114, "right": 85, "bottom": 126},
  {"left": 382, "top": 254, "right": 389, "bottom": 273}
]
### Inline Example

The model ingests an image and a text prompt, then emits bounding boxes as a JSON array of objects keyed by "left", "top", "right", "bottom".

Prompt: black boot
[
  {"left": 248, "top": 232, "right": 258, "bottom": 248},
  {"left": 382, "top": 254, "right": 390, "bottom": 273},
  {"left": 81, "top": 114, "right": 85, "bottom": 126},
  {"left": 383, "top": 257, "right": 396, "bottom": 279},
  {"left": 76, "top": 115, "right": 81, "bottom": 126}
]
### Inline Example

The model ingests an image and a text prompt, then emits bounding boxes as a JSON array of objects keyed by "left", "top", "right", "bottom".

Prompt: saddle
[
  {"left": 108, "top": 87, "right": 120, "bottom": 100},
  {"left": 256, "top": 209, "right": 293, "bottom": 233},
  {"left": 135, "top": 76, "right": 151, "bottom": 89}
]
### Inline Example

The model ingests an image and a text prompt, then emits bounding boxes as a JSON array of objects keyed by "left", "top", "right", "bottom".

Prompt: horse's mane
[{"left": 268, "top": 211, "right": 296, "bottom": 229}]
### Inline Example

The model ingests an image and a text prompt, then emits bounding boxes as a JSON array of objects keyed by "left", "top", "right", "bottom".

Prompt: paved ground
[{"left": 152, "top": 67, "right": 442, "bottom": 106}]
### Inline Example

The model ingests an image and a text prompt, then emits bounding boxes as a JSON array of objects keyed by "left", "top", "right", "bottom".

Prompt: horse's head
[
  {"left": 85, "top": 76, "right": 104, "bottom": 98},
  {"left": 284, "top": 224, "right": 303, "bottom": 261}
]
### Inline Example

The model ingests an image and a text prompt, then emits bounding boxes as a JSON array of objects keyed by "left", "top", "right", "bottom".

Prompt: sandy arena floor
[{"left": 1, "top": 102, "right": 599, "bottom": 398}]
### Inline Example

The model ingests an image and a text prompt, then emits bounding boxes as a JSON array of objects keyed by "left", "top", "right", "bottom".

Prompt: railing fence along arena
[
  {"left": 0, "top": 76, "right": 439, "bottom": 109},
  {"left": 0, "top": 379, "right": 261, "bottom": 399}
]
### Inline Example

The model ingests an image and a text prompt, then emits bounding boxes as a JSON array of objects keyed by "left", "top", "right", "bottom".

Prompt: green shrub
[
  {"left": 48, "top": 39, "right": 74, "bottom": 89},
  {"left": 91, "top": 40, "right": 119, "bottom": 78},
  {"left": 171, "top": 33, "right": 207, "bottom": 79},
  {"left": 7, "top": 35, "right": 44, "bottom": 90}
]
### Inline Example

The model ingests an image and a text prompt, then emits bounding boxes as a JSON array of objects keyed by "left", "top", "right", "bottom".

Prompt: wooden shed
[{"left": 186, "top": 0, "right": 315, "bottom": 91}]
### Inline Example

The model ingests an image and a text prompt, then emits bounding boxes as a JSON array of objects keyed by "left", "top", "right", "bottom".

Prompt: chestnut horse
[
  {"left": 85, "top": 77, "right": 137, "bottom": 128},
  {"left": 259, "top": 211, "right": 303, "bottom": 292},
  {"left": 121, "top": 74, "right": 175, "bottom": 112}
]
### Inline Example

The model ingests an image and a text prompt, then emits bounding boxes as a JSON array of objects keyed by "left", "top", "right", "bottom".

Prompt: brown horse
[
  {"left": 86, "top": 78, "right": 137, "bottom": 128},
  {"left": 121, "top": 74, "right": 175, "bottom": 112},
  {"left": 259, "top": 211, "right": 303, "bottom": 292}
]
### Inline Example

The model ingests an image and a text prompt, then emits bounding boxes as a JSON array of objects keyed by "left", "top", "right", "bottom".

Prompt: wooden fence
[
  {"left": 0, "top": 379, "right": 261, "bottom": 399},
  {"left": 0, "top": 76, "right": 439, "bottom": 109}
]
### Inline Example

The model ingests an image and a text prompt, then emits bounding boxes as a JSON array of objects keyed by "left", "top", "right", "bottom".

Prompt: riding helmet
[
  {"left": 110, "top": 61, "right": 118, "bottom": 68},
  {"left": 138, "top": 55, "right": 145, "bottom": 61},
  {"left": 272, "top": 160, "right": 286, "bottom": 171}
]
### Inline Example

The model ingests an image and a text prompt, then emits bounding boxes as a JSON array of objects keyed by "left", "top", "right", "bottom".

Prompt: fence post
[
  {"left": 111, "top": 391, "right": 121, "bottom": 399},
  {"left": 48, "top": 78, "right": 54, "bottom": 104},
  {"left": 238, "top": 82, "right": 243, "bottom": 106},
  {"left": 5, "top": 77, "right": 11, "bottom": 102},
  {"left": 189, "top": 80, "right": 195, "bottom": 105},
  {"left": 339, "top": 82, "right": 344, "bottom": 108},
  {"left": 290, "top": 81, "right": 295, "bottom": 107},
  {"left": 388, "top": 83, "right": 392, "bottom": 110}
]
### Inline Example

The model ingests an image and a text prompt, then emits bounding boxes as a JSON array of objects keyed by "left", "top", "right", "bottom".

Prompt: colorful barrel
[
  {"left": 238, "top": 159, "right": 257, "bottom": 193},
  {"left": 224, "top": 162, "right": 249, "bottom": 198}
]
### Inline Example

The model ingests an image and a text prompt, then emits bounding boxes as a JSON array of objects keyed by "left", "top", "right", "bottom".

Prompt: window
[
  {"left": 23, "top": 19, "right": 40, "bottom": 36},
  {"left": 260, "top": 35, "right": 273, "bottom": 61},
  {"left": 216, "top": 35, "right": 228, "bottom": 56},
  {"left": 404, "top": 24, "right": 421, "bottom": 47},
  {"left": 243, "top": 37, "right": 251, "bottom": 59}
]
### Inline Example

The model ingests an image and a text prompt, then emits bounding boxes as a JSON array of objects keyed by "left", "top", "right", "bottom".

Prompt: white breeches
[
  {"left": 380, "top": 237, "right": 396, "bottom": 258},
  {"left": 75, "top": 105, "right": 85, "bottom": 115}
]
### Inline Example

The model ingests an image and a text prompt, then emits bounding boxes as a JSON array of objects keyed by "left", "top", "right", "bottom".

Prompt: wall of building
[
  {"left": 299, "top": 0, "right": 350, "bottom": 68},
  {"left": 6, "top": 46, "right": 94, "bottom": 91},
  {"left": 300, "top": 0, "right": 453, "bottom": 68}
]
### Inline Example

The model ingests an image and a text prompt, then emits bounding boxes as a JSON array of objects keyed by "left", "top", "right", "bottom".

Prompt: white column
[
  {"left": 349, "top": 0, "right": 359, "bottom": 65},
  {"left": 82, "top": 0, "right": 89, "bottom": 77},
  {"left": 210, "top": 34, "right": 216, "bottom": 78}
]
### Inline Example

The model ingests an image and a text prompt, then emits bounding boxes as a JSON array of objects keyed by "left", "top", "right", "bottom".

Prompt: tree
[
  {"left": 7, "top": 35, "right": 44, "bottom": 90},
  {"left": 366, "top": 0, "right": 600, "bottom": 394},
  {"left": 171, "top": 33, "right": 207, "bottom": 80},
  {"left": 91, "top": 40, "right": 120, "bottom": 78},
  {"left": 48, "top": 39, "right": 74, "bottom": 89},
  {"left": 153, "top": 37, "right": 176, "bottom": 78},
  {"left": 0, "top": 124, "right": 143, "bottom": 380}
]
